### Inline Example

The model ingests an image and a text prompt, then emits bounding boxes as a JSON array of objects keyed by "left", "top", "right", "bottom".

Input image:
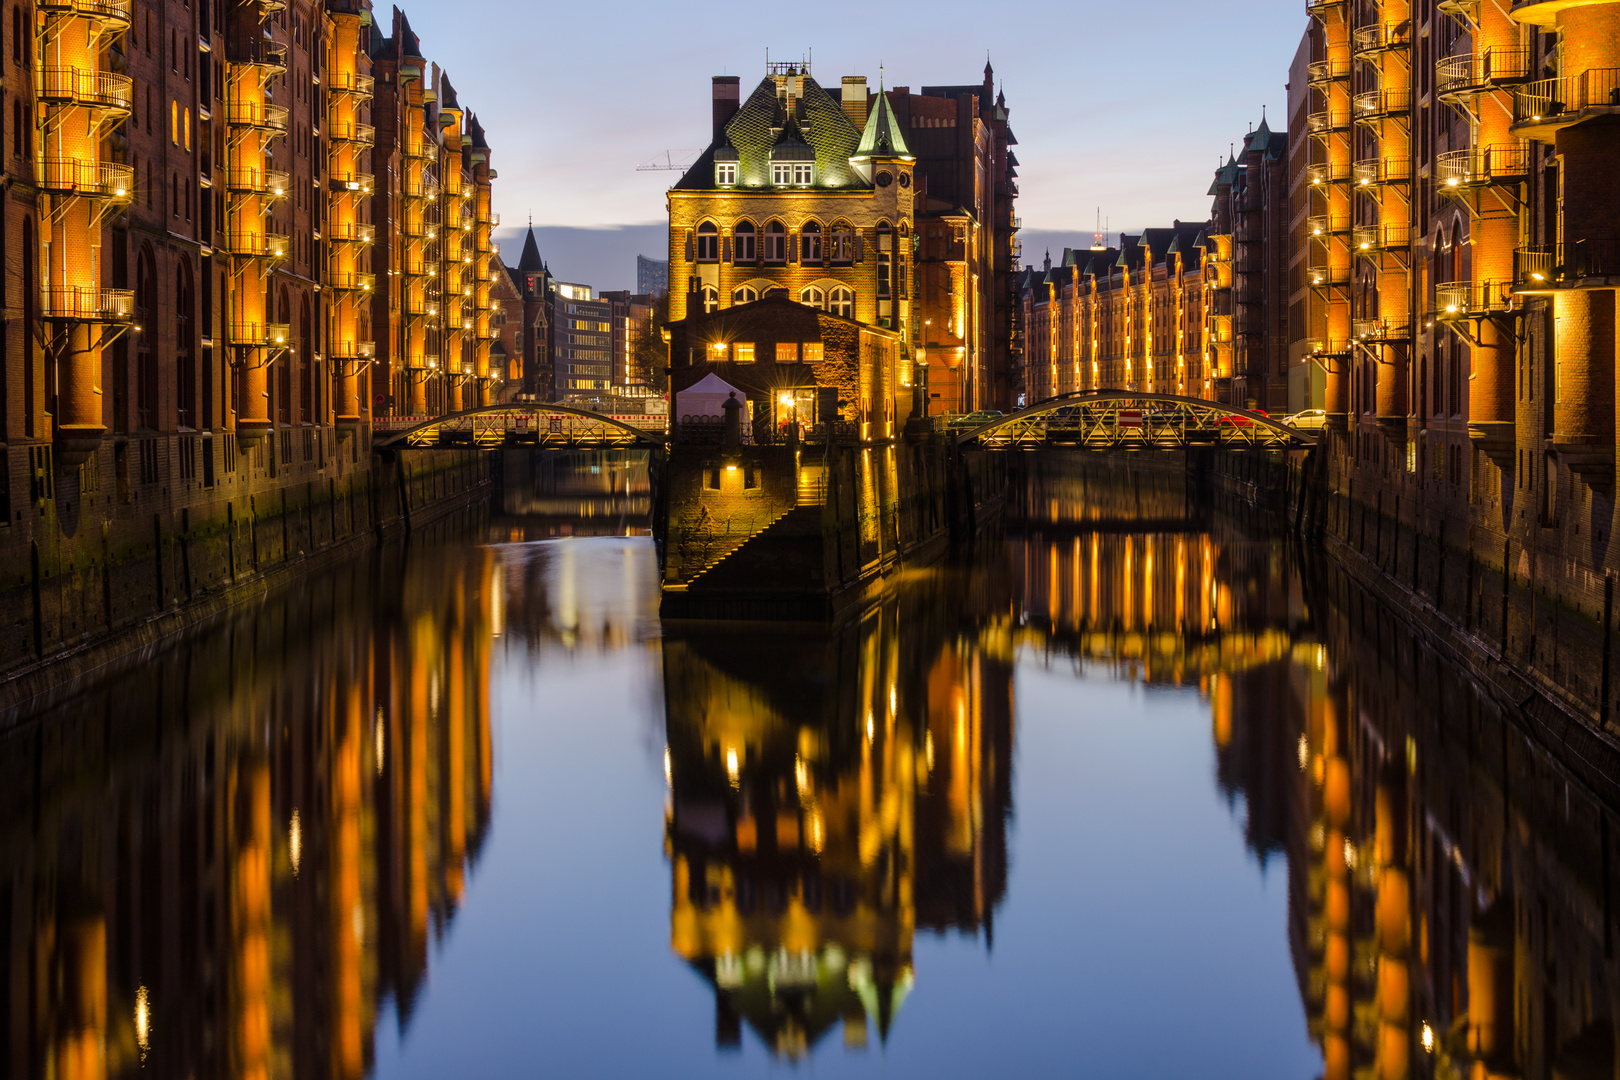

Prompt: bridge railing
[{"left": 957, "top": 393, "right": 1314, "bottom": 450}]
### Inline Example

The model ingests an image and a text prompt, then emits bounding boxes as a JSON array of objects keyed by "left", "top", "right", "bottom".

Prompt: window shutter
[
  {"left": 684, "top": 232, "right": 694, "bottom": 262},
  {"left": 788, "top": 233, "right": 797, "bottom": 264},
  {"left": 855, "top": 234, "right": 864, "bottom": 262},
  {"left": 722, "top": 236, "right": 731, "bottom": 263}
]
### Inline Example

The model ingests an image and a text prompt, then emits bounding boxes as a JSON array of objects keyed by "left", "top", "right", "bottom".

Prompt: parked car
[{"left": 1282, "top": 408, "right": 1327, "bottom": 431}]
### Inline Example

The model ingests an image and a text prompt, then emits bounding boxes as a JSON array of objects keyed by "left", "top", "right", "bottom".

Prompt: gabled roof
[
  {"left": 672, "top": 73, "right": 867, "bottom": 191},
  {"left": 853, "top": 89, "right": 911, "bottom": 160},
  {"left": 467, "top": 112, "right": 488, "bottom": 150}
]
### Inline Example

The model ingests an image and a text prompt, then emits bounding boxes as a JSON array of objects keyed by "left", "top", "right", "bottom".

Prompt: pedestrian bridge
[
  {"left": 955, "top": 392, "right": 1317, "bottom": 451},
  {"left": 373, "top": 404, "right": 669, "bottom": 450}
]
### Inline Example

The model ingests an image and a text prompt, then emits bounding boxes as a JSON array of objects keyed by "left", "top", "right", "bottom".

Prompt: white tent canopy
[{"left": 676, "top": 373, "right": 748, "bottom": 422}]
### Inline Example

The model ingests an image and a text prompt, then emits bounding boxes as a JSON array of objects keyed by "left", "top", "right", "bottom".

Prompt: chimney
[
  {"left": 712, "top": 76, "right": 741, "bottom": 141},
  {"left": 841, "top": 76, "right": 867, "bottom": 126}
]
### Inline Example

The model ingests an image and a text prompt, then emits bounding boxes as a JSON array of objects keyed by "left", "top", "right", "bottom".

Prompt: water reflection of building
[
  {"left": 492, "top": 449, "right": 653, "bottom": 542},
  {"left": 1211, "top": 556, "right": 1620, "bottom": 1080},
  {"left": 0, "top": 548, "right": 495, "bottom": 1079},
  {"left": 662, "top": 580, "right": 1013, "bottom": 1058}
]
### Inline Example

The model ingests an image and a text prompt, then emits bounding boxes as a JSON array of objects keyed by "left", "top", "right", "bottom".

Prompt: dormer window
[
  {"left": 792, "top": 163, "right": 812, "bottom": 185},
  {"left": 772, "top": 163, "right": 791, "bottom": 186},
  {"left": 716, "top": 162, "right": 736, "bottom": 186}
]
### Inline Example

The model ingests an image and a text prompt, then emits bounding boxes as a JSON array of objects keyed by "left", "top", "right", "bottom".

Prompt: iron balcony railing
[
  {"left": 224, "top": 166, "right": 290, "bottom": 197},
  {"left": 1309, "top": 264, "right": 1352, "bottom": 287},
  {"left": 1353, "top": 157, "right": 1413, "bottom": 185},
  {"left": 329, "top": 340, "right": 376, "bottom": 361},
  {"left": 327, "top": 271, "right": 375, "bottom": 293},
  {"left": 1308, "top": 59, "right": 1349, "bottom": 84},
  {"left": 1309, "top": 338, "right": 1353, "bottom": 356},
  {"left": 227, "top": 38, "right": 288, "bottom": 71},
  {"left": 230, "top": 321, "right": 291, "bottom": 347},
  {"left": 402, "top": 173, "right": 439, "bottom": 199},
  {"left": 329, "top": 171, "right": 374, "bottom": 195},
  {"left": 1353, "top": 223, "right": 1412, "bottom": 251},
  {"left": 224, "top": 232, "right": 290, "bottom": 260},
  {"left": 36, "top": 158, "right": 133, "bottom": 200},
  {"left": 1353, "top": 316, "right": 1411, "bottom": 340},
  {"left": 1308, "top": 214, "right": 1350, "bottom": 238},
  {"left": 1435, "top": 144, "right": 1531, "bottom": 187},
  {"left": 225, "top": 101, "right": 289, "bottom": 133},
  {"left": 1309, "top": 162, "right": 1352, "bottom": 185},
  {"left": 1307, "top": 108, "right": 1351, "bottom": 133},
  {"left": 36, "top": 67, "right": 133, "bottom": 111},
  {"left": 328, "top": 120, "right": 375, "bottom": 146},
  {"left": 39, "top": 286, "right": 134, "bottom": 321},
  {"left": 1436, "top": 47, "right": 1531, "bottom": 96},
  {"left": 1435, "top": 279, "right": 1515, "bottom": 316},
  {"left": 1354, "top": 86, "right": 1412, "bottom": 119},
  {"left": 327, "top": 221, "right": 374, "bottom": 244},
  {"left": 1513, "top": 240, "right": 1620, "bottom": 284},
  {"left": 1353, "top": 23, "right": 1409, "bottom": 54},
  {"left": 326, "top": 71, "right": 375, "bottom": 96},
  {"left": 1306, "top": 0, "right": 1346, "bottom": 15},
  {"left": 1515, "top": 68, "right": 1620, "bottom": 125},
  {"left": 36, "top": 0, "right": 130, "bottom": 23}
]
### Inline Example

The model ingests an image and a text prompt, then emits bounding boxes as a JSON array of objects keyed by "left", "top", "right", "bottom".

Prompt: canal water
[{"left": 3, "top": 452, "right": 1614, "bottom": 1079}]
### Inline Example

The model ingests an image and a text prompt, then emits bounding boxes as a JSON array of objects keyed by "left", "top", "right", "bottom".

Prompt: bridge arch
[
  {"left": 955, "top": 391, "right": 1316, "bottom": 450},
  {"left": 374, "top": 402, "right": 669, "bottom": 450}
]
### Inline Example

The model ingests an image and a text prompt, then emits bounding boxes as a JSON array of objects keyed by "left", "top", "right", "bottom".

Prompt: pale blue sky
[{"left": 402, "top": 0, "right": 1312, "bottom": 289}]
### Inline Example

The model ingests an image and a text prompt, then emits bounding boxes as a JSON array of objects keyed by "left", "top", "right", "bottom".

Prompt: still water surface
[{"left": 4, "top": 456, "right": 1612, "bottom": 1079}]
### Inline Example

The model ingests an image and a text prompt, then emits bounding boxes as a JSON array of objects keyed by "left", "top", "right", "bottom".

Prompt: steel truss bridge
[
  {"left": 955, "top": 392, "right": 1317, "bottom": 450},
  {"left": 374, "top": 404, "right": 669, "bottom": 450}
]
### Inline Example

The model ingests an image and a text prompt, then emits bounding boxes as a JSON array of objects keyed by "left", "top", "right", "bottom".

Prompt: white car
[{"left": 1282, "top": 408, "right": 1327, "bottom": 431}]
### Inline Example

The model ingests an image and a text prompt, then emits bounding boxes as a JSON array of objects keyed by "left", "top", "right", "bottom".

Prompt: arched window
[
  {"left": 732, "top": 285, "right": 758, "bottom": 306},
  {"left": 701, "top": 285, "right": 718, "bottom": 315},
  {"left": 135, "top": 245, "right": 157, "bottom": 431},
  {"left": 176, "top": 260, "right": 195, "bottom": 428},
  {"left": 829, "top": 221, "right": 855, "bottom": 263},
  {"left": 829, "top": 287, "right": 854, "bottom": 318},
  {"left": 695, "top": 221, "right": 719, "bottom": 263},
  {"left": 800, "top": 220, "right": 822, "bottom": 263},
  {"left": 299, "top": 295, "right": 312, "bottom": 423},
  {"left": 733, "top": 220, "right": 756, "bottom": 263},
  {"left": 763, "top": 220, "right": 787, "bottom": 264},
  {"left": 799, "top": 285, "right": 824, "bottom": 309}
]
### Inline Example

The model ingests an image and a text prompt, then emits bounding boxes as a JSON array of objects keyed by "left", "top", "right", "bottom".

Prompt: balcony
[
  {"left": 1307, "top": 214, "right": 1350, "bottom": 238},
  {"left": 1353, "top": 23, "right": 1409, "bottom": 55},
  {"left": 327, "top": 221, "right": 374, "bottom": 244},
  {"left": 329, "top": 171, "right": 374, "bottom": 195},
  {"left": 326, "top": 71, "right": 375, "bottom": 97},
  {"left": 1513, "top": 240, "right": 1620, "bottom": 288},
  {"left": 36, "top": 0, "right": 130, "bottom": 25},
  {"left": 1435, "top": 279, "right": 1515, "bottom": 317},
  {"left": 1514, "top": 69, "right": 1620, "bottom": 138},
  {"left": 226, "top": 101, "right": 289, "bottom": 133},
  {"left": 403, "top": 257, "right": 430, "bottom": 277},
  {"left": 36, "top": 158, "right": 133, "bottom": 201},
  {"left": 403, "top": 296, "right": 438, "bottom": 318},
  {"left": 39, "top": 286, "right": 134, "bottom": 322},
  {"left": 1353, "top": 157, "right": 1412, "bottom": 186},
  {"left": 1354, "top": 86, "right": 1412, "bottom": 120},
  {"left": 37, "top": 67, "right": 133, "bottom": 112},
  {"left": 1307, "top": 108, "right": 1351, "bottom": 134},
  {"left": 1435, "top": 144, "right": 1530, "bottom": 189},
  {"left": 1309, "top": 265, "right": 1352, "bottom": 287},
  {"left": 1352, "top": 223, "right": 1411, "bottom": 252},
  {"left": 1305, "top": 0, "right": 1346, "bottom": 14},
  {"left": 329, "top": 340, "right": 376, "bottom": 361},
  {"left": 1353, "top": 316, "right": 1411, "bottom": 340},
  {"left": 1308, "top": 338, "right": 1353, "bottom": 356},
  {"left": 402, "top": 173, "right": 439, "bottom": 200},
  {"left": 1435, "top": 47, "right": 1531, "bottom": 99},
  {"left": 327, "top": 271, "right": 375, "bottom": 293},
  {"left": 230, "top": 321, "right": 292, "bottom": 347},
  {"left": 404, "top": 138, "right": 432, "bottom": 161},
  {"left": 1309, "top": 162, "right": 1351, "bottom": 185},
  {"left": 1307, "top": 59, "right": 1349, "bottom": 85},
  {"left": 328, "top": 120, "right": 375, "bottom": 146},
  {"left": 224, "top": 166, "right": 290, "bottom": 197},
  {"left": 224, "top": 231, "right": 290, "bottom": 260},
  {"left": 227, "top": 38, "right": 288, "bottom": 72}
]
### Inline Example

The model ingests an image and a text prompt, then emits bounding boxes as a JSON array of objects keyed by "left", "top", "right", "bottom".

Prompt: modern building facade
[
  {"left": 636, "top": 254, "right": 668, "bottom": 296},
  {"left": 552, "top": 282, "right": 612, "bottom": 402}
]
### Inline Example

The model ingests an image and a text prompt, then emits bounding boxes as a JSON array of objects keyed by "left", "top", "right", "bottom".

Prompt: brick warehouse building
[
  {"left": 666, "top": 60, "right": 1018, "bottom": 417},
  {"left": 0, "top": 0, "right": 502, "bottom": 663}
]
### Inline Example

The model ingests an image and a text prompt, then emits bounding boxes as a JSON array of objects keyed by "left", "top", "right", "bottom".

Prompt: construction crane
[{"left": 637, "top": 150, "right": 701, "bottom": 173}]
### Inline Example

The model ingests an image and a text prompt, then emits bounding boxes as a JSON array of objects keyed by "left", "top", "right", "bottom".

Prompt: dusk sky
[{"left": 402, "top": 0, "right": 1313, "bottom": 291}]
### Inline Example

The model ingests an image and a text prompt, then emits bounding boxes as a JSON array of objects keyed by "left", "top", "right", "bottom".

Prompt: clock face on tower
[{"left": 876, "top": 171, "right": 893, "bottom": 187}]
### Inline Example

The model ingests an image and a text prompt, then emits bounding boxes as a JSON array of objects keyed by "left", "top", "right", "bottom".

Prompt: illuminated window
[
  {"left": 802, "top": 343, "right": 824, "bottom": 364},
  {"left": 695, "top": 221, "right": 719, "bottom": 262},
  {"left": 183, "top": 107, "right": 190, "bottom": 151},
  {"left": 715, "top": 162, "right": 736, "bottom": 186},
  {"left": 829, "top": 223, "right": 855, "bottom": 263},
  {"left": 829, "top": 287, "right": 854, "bottom": 318},
  {"left": 763, "top": 220, "right": 787, "bottom": 263},
  {"left": 735, "top": 342, "right": 755, "bottom": 363},
  {"left": 734, "top": 220, "right": 756, "bottom": 262},
  {"left": 732, "top": 285, "right": 757, "bottom": 305},
  {"left": 701, "top": 286, "right": 718, "bottom": 314},
  {"left": 772, "top": 163, "right": 791, "bottom": 185},
  {"left": 792, "top": 162, "right": 812, "bottom": 185},
  {"left": 170, "top": 99, "right": 178, "bottom": 144},
  {"left": 798, "top": 285, "right": 824, "bottom": 309},
  {"left": 800, "top": 220, "right": 822, "bottom": 262},
  {"left": 775, "top": 342, "right": 799, "bottom": 364}
]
